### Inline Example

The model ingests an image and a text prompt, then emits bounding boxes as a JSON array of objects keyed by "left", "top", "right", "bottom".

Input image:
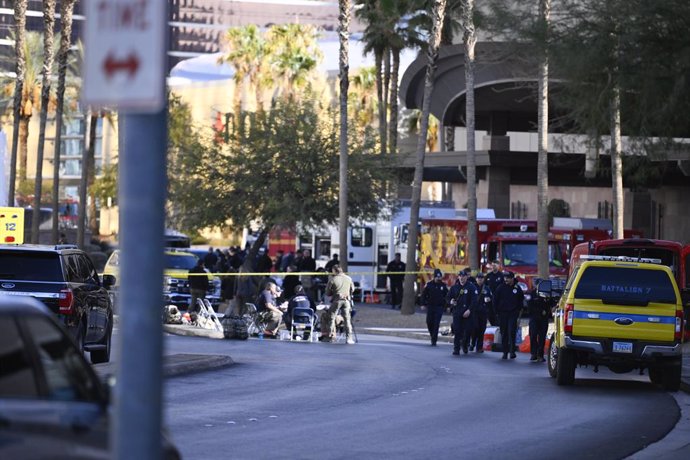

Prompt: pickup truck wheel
[
  {"left": 556, "top": 348, "right": 576, "bottom": 386},
  {"left": 661, "top": 359, "right": 681, "bottom": 392},
  {"left": 547, "top": 334, "right": 557, "bottom": 378},
  {"left": 90, "top": 318, "right": 112, "bottom": 364},
  {"left": 648, "top": 366, "right": 663, "bottom": 385}
]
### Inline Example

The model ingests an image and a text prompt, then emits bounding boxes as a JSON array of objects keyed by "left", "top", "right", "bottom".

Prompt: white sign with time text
[{"left": 83, "top": 0, "right": 166, "bottom": 112}]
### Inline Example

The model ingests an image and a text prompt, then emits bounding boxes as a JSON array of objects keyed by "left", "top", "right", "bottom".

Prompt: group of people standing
[{"left": 421, "top": 262, "right": 552, "bottom": 361}]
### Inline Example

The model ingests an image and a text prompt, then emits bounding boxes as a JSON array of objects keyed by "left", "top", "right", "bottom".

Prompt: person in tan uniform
[{"left": 324, "top": 264, "right": 355, "bottom": 344}]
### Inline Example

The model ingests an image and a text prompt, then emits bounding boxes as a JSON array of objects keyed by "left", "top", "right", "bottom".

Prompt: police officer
[
  {"left": 469, "top": 272, "right": 493, "bottom": 353},
  {"left": 386, "top": 252, "right": 406, "bottom": 309},
  {"left": 485, "top": 261, "right": 504, "bottom": 293},
  {"left": 450, "top": 270, "right": 477, "bottom": 355},
  {"left": 528, "top": 279, "right": 552, "bottom": 362},
  {"left": 421, "top": 269, "right": 449, "bottom": 347},
  {"left": 493, "top": 271, "right": 524, "bottom": 359}
]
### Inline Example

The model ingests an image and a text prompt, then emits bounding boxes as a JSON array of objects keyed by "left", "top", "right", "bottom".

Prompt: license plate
[{"left": 612, "top": 342, "right": 633, "bottom": 353}]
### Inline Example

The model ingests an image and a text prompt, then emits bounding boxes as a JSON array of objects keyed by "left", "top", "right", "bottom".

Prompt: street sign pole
[
  {"left": 83, "top": 1, "right": 168, "bottom": 459},
  {"left": 115, "top": 110, "right": 167, "bottom": 460}
]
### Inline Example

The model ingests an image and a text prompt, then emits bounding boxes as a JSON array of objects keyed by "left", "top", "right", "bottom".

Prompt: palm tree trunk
[
  {"left": 383, "top": 47, "right": 391, "bottom": 153},
  {"left": 32, "top": 0, "right": 56, "bottom": 244},
  {"left": 462, "top": 0, "right": 478, "bottom": 271},
  {"left": 537, "top": 0, "right": 551, "bottom": 279},
  {"left": 9, "top": 0, "right": 27, "bottom": 205},
  {"left": 388, "top": 48, "right": 400, "bottom": 155},
  {"left": 402, "top": 0, "right": 447, "bottom": 315},
  {"left": 88, "top": 115, "right": 99, "bottom": 236},
  {"left": 52, "top": 0, "right": 77, "bottom": 244},
  {"left": 77, "top": 112, "right": 96, "bottom": 248},
  {"left": 611, "top": 84, "right": 624, "bottom": 239},
  {"left": 18, "top": 118, "right": 29, "bottom": 189},
  {"left": 375, "top": 50, "right": 386, "bottom": 155},
  {"left": 338, "top": 0, "right": 351, "bottom": 272}
]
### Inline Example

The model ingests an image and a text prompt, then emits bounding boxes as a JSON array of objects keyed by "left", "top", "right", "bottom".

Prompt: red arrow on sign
[{"left": 103, "top": 52, "right": 140, "bottom": 80}]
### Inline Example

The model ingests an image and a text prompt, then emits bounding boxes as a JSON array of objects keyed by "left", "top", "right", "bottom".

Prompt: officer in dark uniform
[
  {"left": 386, "top": 253, "right": 406, "bottom": 309},
  {"left": 485, "top": 261, "right": 505, "bottom": 293},
  {"left": 493, "top": 271, "right": 525, "bottom": 359},
  {"left": 450, "top": 271, "right": 478, "bottom": 355},
  {"left": 528, "top": 279, "right": 552, "bottom": 362},
  {"left": 469, "top": 272, "right": 493, "bottom": 353},
  {"left": 421, "top": 269, "right": 449, "bottom": 346}
]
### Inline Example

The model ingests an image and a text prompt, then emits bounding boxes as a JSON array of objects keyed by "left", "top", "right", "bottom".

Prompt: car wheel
[
  {"left": 547, "top": 334, "right": 557, "bottom": 378},
  {"left": 661, "top": 359, "right": 681, "bottom": 392},
  {"left": 90, "top": 318, "right": 112, "bottom": 364},
  {"left": 556, "top": 348, "right": 576, "bottom": 386},
  {"left": 75, "top": 320, "right": 86, "bottom": 355},
  {"left": 648, "top": 366, "right": 663, "bottom": 385}
]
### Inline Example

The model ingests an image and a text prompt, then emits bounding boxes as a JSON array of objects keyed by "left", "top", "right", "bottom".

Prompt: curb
[
  {"left": 163, "top": 354, "right": 234, "bottom": 377},
  {"left": 163, "top": 324, "right": 224, "bottom": 339}
]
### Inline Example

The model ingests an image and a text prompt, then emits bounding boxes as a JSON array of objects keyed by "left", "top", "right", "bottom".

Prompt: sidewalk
[{"left": 152, "top": 301, "right": 690, "bottom": 393}]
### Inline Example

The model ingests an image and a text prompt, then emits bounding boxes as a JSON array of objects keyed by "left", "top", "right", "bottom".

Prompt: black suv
[{"left": 0, "top": 244, "right": 115, "bottom": 364}]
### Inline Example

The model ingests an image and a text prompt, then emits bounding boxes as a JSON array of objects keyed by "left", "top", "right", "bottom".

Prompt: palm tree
[
  {"left": 357, "top": 0, "right": 389, "bottom": 154},
  {"left": 338, "top": 0, "right": 352, "bottom": 272},
  {"left": 220, "top": 25, "right": 263, "bottom": 132},
  {"left": 402, "top": 0, "right": 447, "bottom": 315},
  {"left": 51, "top": 0, "right": 77, "bottom": 244},
  {"left": 8, "top": 0, "right": 27, "bottom": 204},
  {"left": 268, "top": 24, "right": 321, "bottom": 100},
  {"left": 537, "top": 0, "right": 551, "bottom": 279},
  {"left": 460, "top": 0, "right": 478, "bottom": 271},
  {"left": 350, "top": 66, "right": 377, "bottom": 127},
  {"left": 77, "top": 112, "right": 97, "bottom": 248},
  {"left": 31, "top": 0, "right": 56, "bottom": 244}
]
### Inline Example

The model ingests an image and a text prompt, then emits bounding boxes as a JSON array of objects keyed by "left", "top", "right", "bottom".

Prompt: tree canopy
[{"left": 167, "top": 94, "right": 397, "bottom": 236}]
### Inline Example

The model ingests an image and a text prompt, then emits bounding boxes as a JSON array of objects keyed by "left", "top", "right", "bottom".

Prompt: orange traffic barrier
[{"left": 519, "top": 335, "right": 531, "bottom": 353}]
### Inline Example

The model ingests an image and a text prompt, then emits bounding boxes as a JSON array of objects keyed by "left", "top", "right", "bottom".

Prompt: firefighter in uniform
[
  {"left": 469, "top": 272, "right": 492, "bottom": 353},
  {"left": 421, "top": 269, "right": 449, "bottom": 346},
  {"left": 493, "top": 272, "right": 525, "bottom": 359},
  {"left": 528, "top": 279, "right": 552, "bottom": 362},
  {"left": 450, "top": 271, "right": 477, "bottom": 355}
]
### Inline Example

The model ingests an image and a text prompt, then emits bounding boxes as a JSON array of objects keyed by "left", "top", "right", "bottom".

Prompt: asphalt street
[
  {"left": 94, "top": 302, "right": 690, "bottom": 459},
  {"left": 161, "top": 332, "right": 680, "bottom": 460}
]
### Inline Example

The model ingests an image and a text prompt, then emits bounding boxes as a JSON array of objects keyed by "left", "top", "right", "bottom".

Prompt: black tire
[
  {"left": 75, "top": 320, "right": 86, "bottom": 355},
  {"left": 556, "top": 348, "right": 576, "bottom": 386},
  {"left": 648, "top": 366, "right": 663, "bottom": 385},
  {"left": 90, "top": 319, "right": 112, "bottom": 364},
  {"left": 547, "top": 334, "right": 557, "bottom": 378},
  {"left": 661, "top": 359, "right": 681, "bottom": 392}
]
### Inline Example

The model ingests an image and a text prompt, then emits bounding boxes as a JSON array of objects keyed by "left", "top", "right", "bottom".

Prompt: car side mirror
[
  {"left": 102, "top": 274, "right": 116, "bottom": 289},
  {"left": 537, "top": 280, "right": 552, "bottom": 298}
]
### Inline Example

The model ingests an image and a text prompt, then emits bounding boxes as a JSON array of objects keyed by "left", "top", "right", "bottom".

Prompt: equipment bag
[{"left": 221, "top": 314, "right": 249, "bottom": 340}]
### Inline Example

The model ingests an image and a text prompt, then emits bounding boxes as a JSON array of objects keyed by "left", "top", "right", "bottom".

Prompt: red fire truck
[{"left": 419, "top": 218, "right": 568, "bottom": 288}]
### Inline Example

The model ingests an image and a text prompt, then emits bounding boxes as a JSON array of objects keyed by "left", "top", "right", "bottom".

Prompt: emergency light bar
[{"left": 580, "top": 254, "right": 662, "bottom": 264}]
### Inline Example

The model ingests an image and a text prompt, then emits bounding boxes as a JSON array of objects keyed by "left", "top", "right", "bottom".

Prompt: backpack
[{"left": 222, "top": 314, "right": 249, "bottom": 340}]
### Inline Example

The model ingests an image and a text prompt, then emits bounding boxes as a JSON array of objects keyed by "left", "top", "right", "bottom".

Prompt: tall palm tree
[
  {"left": 31, "top": 0, "right": 56, "bottom": 244},
  {"left": 357, "top": 0, "right": 388, "bottom": 154},
  {"left": 402, "top": 0, "right": 447, "bottom": 315},
  {"left": 9, "top": 0, "right": 27, "bottom": 204},
  {"left": 537, "top": 0, "right": 551, "bottom": 279},
  {"left": 460, "top": 0, "right": 478, "bottom": 271},
  {"left": 77, "top": 112, "right": 96, "bottom": 248},
  {"left": 338, "top": 0, "right": 352, "bottom": 272},
  {"left": 51, "top": 0, "right": 77, "bottom": 244}
]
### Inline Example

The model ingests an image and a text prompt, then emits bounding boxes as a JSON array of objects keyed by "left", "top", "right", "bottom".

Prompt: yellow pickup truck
[{"left": 544, "top": 255, "right": 684, "bottom": 391}]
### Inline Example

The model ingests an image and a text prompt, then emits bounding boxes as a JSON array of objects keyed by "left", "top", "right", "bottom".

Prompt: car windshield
[
  {"left": 574, "top": 266, "right": 677, "bottom": 305},
  {"left": 502, "top": 242, "right": 563, "bottom": 267},
  {"left": 0, "top": 252, "right": 63, "bottom": 281},
  {"left": 165, "top": 254, "right": 197, "bottom": 270}
]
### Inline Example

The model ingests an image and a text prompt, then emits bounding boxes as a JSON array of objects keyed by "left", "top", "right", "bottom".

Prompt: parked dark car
[
  {"left": 0, "top": 296, "right": 180, "bottom": 459},
  {"left": 0, "top": 244, "right": 114, "bottom": 364}
]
